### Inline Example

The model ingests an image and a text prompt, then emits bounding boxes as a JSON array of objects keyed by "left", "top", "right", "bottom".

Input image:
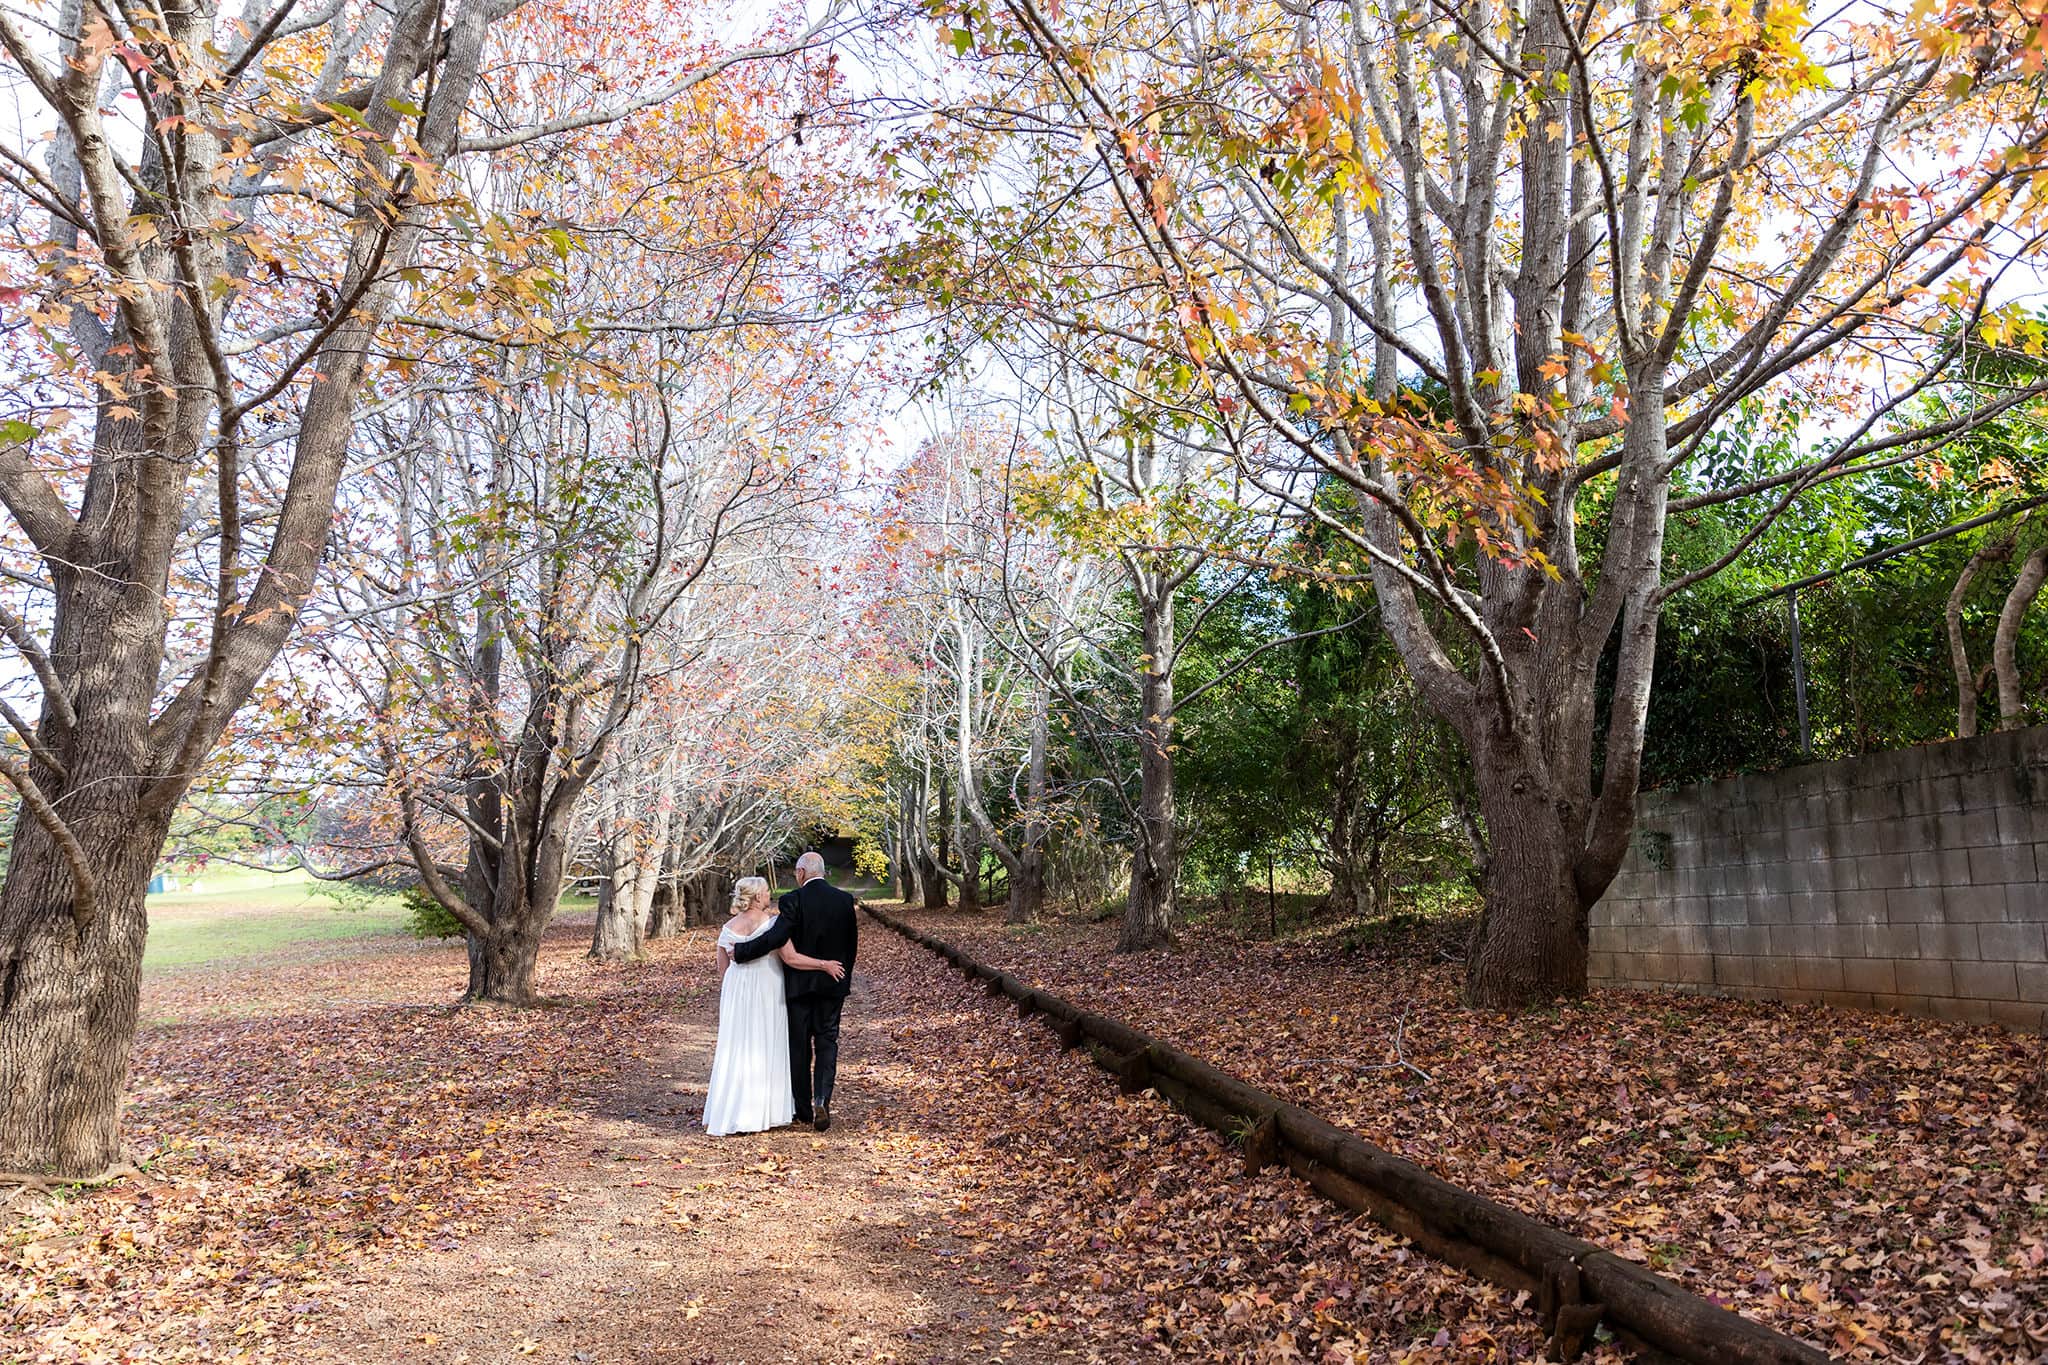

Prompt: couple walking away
[{"left": 703, "top": 852, "right": 858, "bottom": 1136}]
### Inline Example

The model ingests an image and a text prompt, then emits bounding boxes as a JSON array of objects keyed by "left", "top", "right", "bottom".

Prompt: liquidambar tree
[
  {"left": 0, "top": 0, "right": 838, "bottom": 1175},
  {"left": 875, "top": 423, "right": 1096, "bottom": 927},
  {"left": 331, "top": 106, "right": 854, "bottom": 1001},
  {"left": 924, "top": 0, "right": 2048, "bottom": 1005},
  {"left": 0, "top": 0, "right": 526, "bottom": 1181}
]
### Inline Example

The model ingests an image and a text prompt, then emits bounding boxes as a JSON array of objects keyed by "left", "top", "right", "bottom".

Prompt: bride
[{"left": 704, "top": 876, "right": 844, "bottom": 1136}]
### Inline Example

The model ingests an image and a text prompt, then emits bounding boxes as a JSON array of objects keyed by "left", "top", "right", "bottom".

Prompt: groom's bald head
[{"left": 796, "top": 851, "right": 826, "bottom": 882}]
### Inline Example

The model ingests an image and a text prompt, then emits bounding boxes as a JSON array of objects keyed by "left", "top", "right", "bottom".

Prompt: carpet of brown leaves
[
  {"left": 865, "top": 930, "right": 1582, "bottom": 1363},
  {"left": 6, "top": 930, "right": 643, "bottom": 1364},
  {"left": 4, "top": 911, "right": 1599, "bottom": 1364},
  {"left": 893, "top": 905, "right": 2048, "bottom": 1364}
]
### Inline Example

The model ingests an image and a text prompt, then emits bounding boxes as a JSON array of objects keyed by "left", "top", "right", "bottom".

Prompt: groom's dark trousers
[
  {"left": 729, "top": 875, "right": 859, "bottom": 1121},
  {"left": 785, "top": 995, "right": 842, "bottom": 1122}
]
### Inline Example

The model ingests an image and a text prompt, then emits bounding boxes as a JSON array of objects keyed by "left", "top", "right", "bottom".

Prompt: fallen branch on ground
[
  {"left": 0, "top": 1162, "right": 140, "bottom": 1193},
  {"left": 1301, "top": 1004, "right": 1435, "bottom": 1085}
]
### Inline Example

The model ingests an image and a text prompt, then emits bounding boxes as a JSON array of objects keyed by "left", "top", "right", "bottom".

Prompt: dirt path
[{"left": 299, "top": 944, "right": 1045, "bottom": 1365}]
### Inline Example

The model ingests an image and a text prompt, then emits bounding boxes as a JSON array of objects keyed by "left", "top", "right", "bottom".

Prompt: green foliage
[
  {"left": 400, "top": 887, "right": 466, "bottom": 940},
  {"left": 1170, "top": 548, "right": 1471, "bottom": 908},
  {"left": 1633, "top": 380, "right": 2048, "bottom": 787}
]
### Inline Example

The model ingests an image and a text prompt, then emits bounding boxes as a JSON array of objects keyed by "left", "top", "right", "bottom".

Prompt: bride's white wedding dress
[{"left": 703, "top": 919, "right": 796, "bottom": 1135}]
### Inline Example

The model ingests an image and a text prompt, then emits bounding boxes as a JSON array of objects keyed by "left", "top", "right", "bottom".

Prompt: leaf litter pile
[
  {"left": 7, "top": 913, "right": 1590, "bottom": 1364},
  {"left": 894, "top": 906, "right": 2048, "bottom": 1363}
]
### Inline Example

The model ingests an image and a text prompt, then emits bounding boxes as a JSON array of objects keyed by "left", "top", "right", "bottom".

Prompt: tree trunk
[
  {"left": 1118, "top": 593, "right": 1178, "bottom": 951},
  {"left": 0, "top": 821, "right": 163, "bottom": 1178},
  {"left": 935, "top": 772, "right": 952, "bottom": 882},
  {"left": 1325, "top": 761, "right": 1379, "bottom": 920},
  {"left": 918, "top": 853, "right": 948, "bottom": 908},
  {"left": 645, "top": 843, "right": 681, "bottom": 939},
  {"left": 1329, "top": 859, "right": 1377, "bottom": 920},
  {"left": 0, "top": 0, "right": 512, "bottom": 1175},
  {"left": 646, "top": 881, "right": 676, "bottom": 938},
  {"left": 1011, "top": 846, "right": 1046, "bottom": 924},
  {"left": 956, "top": 831, "right": 985, "bottom": 913},
  {"left": 1995, "top": 544, "right": 2046, "bottom": 730},
  {"left": 592, "top": 837, "right": 618, "bottom": 923},
  {"left": 890, "top": 822, "right": 912, "bottom": 902},
  {"left": 1949, "top": 541, "right": 2001, "bottom": 738},
  {"left": 590, "top": 829, "right": 645, "bottom": 961},
  {"left": 467, "top": 916, "right": 544, "bottom": 1003},
  {"left": 682, "top": 870, "right": 731, "bottom": 927},
  {"left": 459, "top": 809, "right": 570, "bottom": 1003},
  {"left": 465, "top": 856, "right": 559, "bottom": 1003},
  {"left": 646, "top": 833, "right": 686, "bottom": 939},
  {"left": 631, "top": 853, "right": 660, "bottom": 933},
  {"left": 950, "top": 614, "right": 1054, "bottom": 926},
  {"left": 589, "top": 885, "right": 644, "bottom": 960},
  {"left": 1460, "top": 734, "right": 1589, "bottom": 1010},
  {"left": 0, "top": 518, "right": 184, "bottom": 1177},
  {"left": 948, "top": 619, "right": 988, "bottom": 916},
  {"left": 1006, "top": 689, "right": 1053, "bottom": 924},
  {"left": 895, "top": 789, "right": 922, "bottom": 904},
  {"left": 1363, "top": 354, "right": 1669, "bottom": 1007},
  {"left": 904, "top": 776, "right": 949, "bottom": 907}
]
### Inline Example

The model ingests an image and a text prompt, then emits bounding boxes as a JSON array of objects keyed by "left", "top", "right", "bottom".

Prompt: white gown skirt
[{"left": 703, "top": 924, "right": 796, "bottom": 1135}]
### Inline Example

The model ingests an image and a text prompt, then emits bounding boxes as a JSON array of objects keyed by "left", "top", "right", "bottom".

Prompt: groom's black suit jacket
[{"left": 730, "top": 876, "right": 858, "bottom": 1001}]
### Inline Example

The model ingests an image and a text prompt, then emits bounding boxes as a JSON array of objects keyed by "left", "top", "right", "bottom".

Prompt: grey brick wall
[{"left": 1589, "top": 726, "right": 2048, "bottom": 1031}]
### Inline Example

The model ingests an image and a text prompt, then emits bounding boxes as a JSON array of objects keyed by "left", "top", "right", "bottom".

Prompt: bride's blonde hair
[{"left": 727, "top": 875, "right": 769, "bottom": 917}]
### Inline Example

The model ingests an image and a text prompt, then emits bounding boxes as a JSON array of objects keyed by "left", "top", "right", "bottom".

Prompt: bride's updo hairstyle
[{"left": 727, "top": 876, "right": 769, "bottom": 917}]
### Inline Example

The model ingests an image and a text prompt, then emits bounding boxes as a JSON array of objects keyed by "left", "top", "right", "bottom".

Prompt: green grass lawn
[
  {"left": 142, "top": 869, "right": 607, "bottom": 973},
  {"left": 148, "top": 863, "right": 323, "bottom": 900},
  {"left": 143, "top": 869, "right": 411, "bottom": 972}
]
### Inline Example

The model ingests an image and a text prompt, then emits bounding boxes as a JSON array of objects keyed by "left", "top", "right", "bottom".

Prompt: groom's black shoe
[{"left": 813, "top": 1103, "right": 831, "bottom": 1133}]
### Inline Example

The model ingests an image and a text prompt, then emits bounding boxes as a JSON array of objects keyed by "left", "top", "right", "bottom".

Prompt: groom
[{"left": 730, "top": 852, "right": 858, "bottom": 1132}]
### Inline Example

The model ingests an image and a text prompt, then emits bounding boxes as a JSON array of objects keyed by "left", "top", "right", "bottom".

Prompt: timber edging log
[{"left": 860, "top": 902, "right": 1836, "bottom": 1365}]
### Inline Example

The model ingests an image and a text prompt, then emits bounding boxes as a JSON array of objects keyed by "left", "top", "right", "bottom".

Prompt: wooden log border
[{"left": 864, "top": 903, "right": 1834, "bottom": 1365}]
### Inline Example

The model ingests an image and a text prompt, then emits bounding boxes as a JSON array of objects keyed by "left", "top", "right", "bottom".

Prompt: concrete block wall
[{"left": 1589, "top": 726, "right": 2048, "bottom": 1031}]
